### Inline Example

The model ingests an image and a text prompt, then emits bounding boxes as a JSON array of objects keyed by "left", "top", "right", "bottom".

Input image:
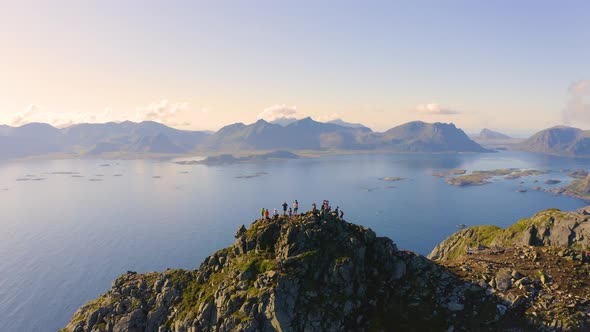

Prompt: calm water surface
[{"left": 0, "top": 151, "right": 588, "bottom": 331}]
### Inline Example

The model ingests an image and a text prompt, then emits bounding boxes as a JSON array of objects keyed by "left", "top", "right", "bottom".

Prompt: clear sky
[{"left": 1, "top": 0, "right": 589, "bottom": 135}]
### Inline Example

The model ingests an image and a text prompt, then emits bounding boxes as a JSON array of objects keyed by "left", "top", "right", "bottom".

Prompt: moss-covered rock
[{"left": 428, "top": 207, "right": 590, "bottom": 261}]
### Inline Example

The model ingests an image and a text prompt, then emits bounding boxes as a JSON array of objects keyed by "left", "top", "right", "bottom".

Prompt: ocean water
[{"left": 0, "top": 151, "right": 588, "bottom": 331}]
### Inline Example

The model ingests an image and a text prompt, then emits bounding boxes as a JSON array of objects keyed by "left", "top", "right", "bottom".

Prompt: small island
[
  {"left": 441, "top": 168, "right": 546, "bottom": 187},
  {"left": 505, "top": 169, "right": 547, "bottom": 179},
  {"left": 379, "top": 176, "right": 406, "bottom": 182},
  {"left": 444, "top": 169, "right": 517, "bottom": 186},
  {"left": 176, "top": 150, "right": 300, "bottom": 166},
  {"left": 432, "top": 169, "right": 466, "bottom": 177},
  {"left": 544, "top": 179, "right": 562, "bottom": 185}
]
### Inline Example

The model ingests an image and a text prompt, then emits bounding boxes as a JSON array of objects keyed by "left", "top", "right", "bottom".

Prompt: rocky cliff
[
  {"left": 429, "top": 207, "right": 590, "bottom": 330},
  {"left": 61, "top": 212, "right": 524, "bottom": 332},
  {"left": 428, "top": 208, "right": 590, "bottom": 262}
]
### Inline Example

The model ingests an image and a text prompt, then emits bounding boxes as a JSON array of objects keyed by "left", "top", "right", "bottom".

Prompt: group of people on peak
[{"left": 261, "top": 199, "right": 344, "bottom": 220}]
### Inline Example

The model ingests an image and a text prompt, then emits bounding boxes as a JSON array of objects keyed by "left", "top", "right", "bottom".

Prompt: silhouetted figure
[
  {"left": 288, "top": 207, "right": 293, "bottom": 216},
  {"left": 312, "top": 202, "right": 317, "bottom": 213},
  {"left": 282, "top": 202, "right": 288, "bottom": 216},
  {"left": 293, "top": 200, "right": 299, "bottom": 215},
  {"left": 339, "top": 209, "right": 344, "bottom": 219}
]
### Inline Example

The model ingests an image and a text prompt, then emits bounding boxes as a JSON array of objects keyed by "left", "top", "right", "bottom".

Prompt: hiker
[
  {"left": 288, "top": 207, "right": 293, "bottom": 216},
  {"left": 264, "top": 208, "right": 270, "bottom": 219},
  {"left": 293, "top": 200, "right": 299, "bottom": 215},
  {"left": 339, "top": 209, "right": 344, "bottom": 219},
  {"left": 312, "top": 202, "right": 317, "bottom": 213},
  {"left": 282, "top": 202, "right": 288, "bottom": 216},
  {"left": 273, "top": 208, "right": 279, "bottom": 218},
  {"left": 260, "top": 207, "right": 265, "bottom": 219},
  {"left": 335, "top": 206, "right": 340, "bottom": 218}
]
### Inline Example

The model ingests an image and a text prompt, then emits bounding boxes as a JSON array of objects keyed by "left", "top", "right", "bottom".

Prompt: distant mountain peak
[
  {"left": 326, "top": 119, "right": 370, "bottom": 130},
  {"left": 269, "top": 117, "right": 298, "bottom": 126},
  {"left": 518, "top": 125, "right": 590, "bottom": 156},
  {"left": 479, "top": 128, "right": 511, "bottom": 140}
]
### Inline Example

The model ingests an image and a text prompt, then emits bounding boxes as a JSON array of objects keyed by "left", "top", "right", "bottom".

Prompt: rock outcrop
[
  {"left": 429, "top": 208, "right": 590, "bottom": 262},
  {"left": 428, "top": 207, "right": 590, "bottom": 330},
  {"left": 61, "top": 212, "right": 522, "bottom": 332}
]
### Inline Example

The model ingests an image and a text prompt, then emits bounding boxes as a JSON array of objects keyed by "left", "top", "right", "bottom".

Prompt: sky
[{"left": 1, "top": 1, "right": 589, "bottom": 136}]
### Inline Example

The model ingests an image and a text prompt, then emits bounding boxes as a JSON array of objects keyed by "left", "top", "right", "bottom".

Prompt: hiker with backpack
[{"left": 282, "top": 202, "right": 288, "bottom": 216}]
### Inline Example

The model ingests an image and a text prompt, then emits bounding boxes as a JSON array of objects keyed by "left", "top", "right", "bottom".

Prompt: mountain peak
[
  {"left": 479, "top": 128, "right": 511, "bottom": 140},
  {"left": 62, "top": 211, "right": 529, "bottom": 331}
]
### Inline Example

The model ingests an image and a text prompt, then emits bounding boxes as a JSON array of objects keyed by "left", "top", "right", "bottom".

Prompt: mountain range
[{"left": 0, "top": 118, "right": 488, "bottom": 159}]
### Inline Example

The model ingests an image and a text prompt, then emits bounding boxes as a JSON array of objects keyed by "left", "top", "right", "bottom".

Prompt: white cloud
[
  {"left": 564, "top": 80, "right": 590, "bottom": 126},
  {"left": 10, "top": 104, "right": 40, "bottom": 126},
  {"left": 412, "top": 103, "right": 460, "bottom": 115},
  {"left": 257, "top": 104, "right": 301, "bottom": 121},
  {"left": 134, "top": 99, "right": 188, "bottom": 123},
  {"left": 315, "top": 113, "right": 342, "bottom": 122}
]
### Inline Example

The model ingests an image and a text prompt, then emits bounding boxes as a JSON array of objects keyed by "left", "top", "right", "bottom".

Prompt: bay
[{"left": 0, "top": 151, "right": 587, "bottom": 331}]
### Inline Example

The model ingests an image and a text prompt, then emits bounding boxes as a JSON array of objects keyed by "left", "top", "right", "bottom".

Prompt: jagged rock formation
[{"left": 61, "top": 212, "right": 522, "bottom": 332}]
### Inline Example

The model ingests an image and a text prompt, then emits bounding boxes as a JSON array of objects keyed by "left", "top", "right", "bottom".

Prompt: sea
[{"left": 0, "top": 150, "right": 588, "bottom": 331}]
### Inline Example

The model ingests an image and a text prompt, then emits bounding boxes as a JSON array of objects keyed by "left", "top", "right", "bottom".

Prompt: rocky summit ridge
[
  {"left": 429, "top": 207, "right": 590, "bottom": 331},
  {"left": 61, "top": 211, "right": 528, "bottom": 332}
]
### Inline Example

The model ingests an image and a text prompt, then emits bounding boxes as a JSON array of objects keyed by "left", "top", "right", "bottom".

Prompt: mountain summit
[{"left": 61, "top": 211, "right": 523, "bottom": 332}]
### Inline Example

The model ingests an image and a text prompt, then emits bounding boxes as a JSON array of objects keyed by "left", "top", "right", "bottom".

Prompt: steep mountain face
[
  {"left": 373, "top": 121, "right": 489, "bottom": 152},
  {"left": 61, "top": 213, "right": 524, "bottom": 332},
  {"left": 479, "top": 128, "right": 511, "bottom": 140},
  {"left": 518, "top": 126, "right": 590, "bottom": 156}
]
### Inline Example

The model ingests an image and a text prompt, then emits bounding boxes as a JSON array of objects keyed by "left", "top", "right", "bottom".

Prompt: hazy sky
[{"left": 1, "top": 1, "right": 589, "bottom": 135}]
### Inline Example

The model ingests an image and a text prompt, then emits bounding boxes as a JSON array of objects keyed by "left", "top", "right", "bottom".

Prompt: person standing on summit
[
  {"left": 282, "top": 202, "right": 288, "bottom": 216},
  {"left": 260, "top": 207, "right": 265, "bottom": 219},
  {"left": 293, "top": 200, "right": 299, "bottom": 215}
]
